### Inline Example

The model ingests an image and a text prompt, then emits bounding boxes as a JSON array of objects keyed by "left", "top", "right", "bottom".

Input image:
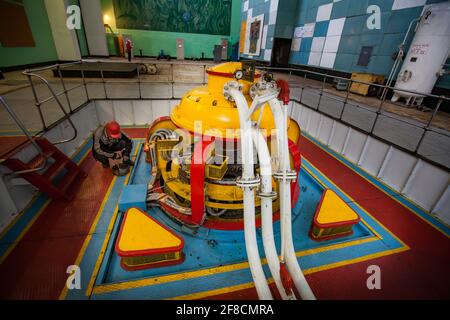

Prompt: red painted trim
[
  {"left": 206, "top": 70, "right": 261, "bottom": 79},
  {"left": 148, "top": 116, "right": 172, "bottom": 131},
  {"left": 309, "top": 228, "right": 354, "bottom": 242},
  {"left": 115, "top": 208, "right": 184, "bottom": 258},
  {"left": 120, "top": 253, "right": 185, "bottom": 271},
  {"left": 288, "top": 139, "right": 302, "bottom": 206},
  {"left": 190, "top": 138, "right": 215, "bottom": 225},
  {"left": 159, "top": 195, "right": 282, "bottom": 230}
]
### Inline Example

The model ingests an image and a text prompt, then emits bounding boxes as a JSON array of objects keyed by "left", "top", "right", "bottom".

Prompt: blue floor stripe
[{"left": 302, "top": 132, "right": 450, "bottom": 237}]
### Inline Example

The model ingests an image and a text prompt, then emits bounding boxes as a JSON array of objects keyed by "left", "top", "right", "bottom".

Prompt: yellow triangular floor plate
[
  {"left": 115, "top": 207, "right": 184, "bottom": 257},
  {"left": 314, "top": 189, "right": 359, "bottom": 227}
]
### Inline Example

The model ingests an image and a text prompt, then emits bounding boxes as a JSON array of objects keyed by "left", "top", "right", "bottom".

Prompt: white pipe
[
  {"left": 229, "top": 87, "right": 273, "bottom": 300},
  {"left": 251, "top": 128, "right": 292, "bottom": 300},
  {"left": 269, "top": 98, "right": 316, "bottom": 300}
]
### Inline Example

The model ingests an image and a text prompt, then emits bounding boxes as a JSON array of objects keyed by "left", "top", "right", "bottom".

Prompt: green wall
[
  {"left": 101, "top": 0, "right": 242, "bottom": 59},
  {"left": 0, "top": 0, "right": 58, "bottom": 68}
]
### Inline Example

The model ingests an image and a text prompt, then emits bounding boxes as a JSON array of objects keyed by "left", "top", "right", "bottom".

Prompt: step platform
[
  {"left": 115, "top": 208, "right": 184, "bottom": 271},
  {"left": 310, "top": 189, "right": 360, "bottom": 241},
  {"left": 53, "top": 62, "right": 138, "bottom": 78}
]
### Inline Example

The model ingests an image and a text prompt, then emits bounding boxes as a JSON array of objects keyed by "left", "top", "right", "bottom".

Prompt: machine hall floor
[{"left": 0, "top": 128, "right": 448, "bottom": 300}]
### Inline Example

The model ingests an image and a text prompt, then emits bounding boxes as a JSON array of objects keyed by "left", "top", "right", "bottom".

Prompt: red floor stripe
[
  {"left": 0, "top": 155, "right": 113, "bottom": 299},
  {"left": 0, "top": 129, "right": 146, "bottom": 300}
]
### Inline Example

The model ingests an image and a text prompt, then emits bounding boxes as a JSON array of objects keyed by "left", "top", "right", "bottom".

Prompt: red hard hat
[{"left": 105, "top": 121, "right": 121, "bottom": 139}]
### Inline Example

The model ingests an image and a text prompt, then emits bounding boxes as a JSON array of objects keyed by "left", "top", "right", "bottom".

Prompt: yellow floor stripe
[
  {"left": 167, "top": 246, "right": 409, "bottom": 300},
  {"left": 85, "top": 207, "right": 119, "bottom": 297},
  {"left": 167, "top": 280, "right": 275, "bottom": 300},
  {"left": 60, "top": 142, "right": 142, "bottom": 299},
  {"left": 58, "top": 175, "right": 117, "bottom": 300},
  {"left": 92, "top": 235, "right": 382, "bottom": 296}
]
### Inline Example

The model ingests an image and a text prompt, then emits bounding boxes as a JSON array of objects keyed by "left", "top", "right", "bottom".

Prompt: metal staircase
[
  {"left": 2, "top": 137, "right": 86, "bottom": 200},
  {"left": 1, "top": 80, "right": 86, "bottom": 200}
]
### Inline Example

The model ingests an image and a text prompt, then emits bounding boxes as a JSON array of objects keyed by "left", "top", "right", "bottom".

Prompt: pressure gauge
[{"left": 235, "top": 70, "right": 244, "bottom": 80}]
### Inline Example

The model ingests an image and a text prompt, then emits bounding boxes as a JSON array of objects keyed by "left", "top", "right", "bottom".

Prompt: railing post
[
  {"left": 316, "top": 75, "right": 326, "bottom": 110},
  {"left": 57, "top": 65, "right": 73, "bottom": 113},
  {"left": 99, "top": 61, "right": 107, "bottom": 99},
  {"left": 171, "top": 63, "right": 175, "bottom": 99},
  {"left": 80, "top": 61, "right": 90, "bottom": 102},
  {"left": 299, "top": 72, "right": 307, "bottom": 104},
  {"left": 339, "top": 79, "right": 352, "bottom": 120},
  {"left": 414, "top": 97, "right": 443, "bottom": 153},
  {"left": 369, "top": 88, "right": 387, "bottom": 134},
  {"left": 27, "top": 73, "right": 46, "bottom": 130},
  {"left": 137, "top": 63, "right": 142, "bottom": 99},
  {"left": 203, "top": 64, "right": 207, "bottom": 85}
]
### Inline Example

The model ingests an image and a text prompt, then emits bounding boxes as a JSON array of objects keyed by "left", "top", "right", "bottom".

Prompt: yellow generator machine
[{"left": 144, "top": 62, "right": 302, "bottom": 230}]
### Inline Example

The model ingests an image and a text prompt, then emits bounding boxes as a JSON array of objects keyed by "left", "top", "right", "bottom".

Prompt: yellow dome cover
[{"left": 170, "top": 62, "right": 284, "bottom": 138}]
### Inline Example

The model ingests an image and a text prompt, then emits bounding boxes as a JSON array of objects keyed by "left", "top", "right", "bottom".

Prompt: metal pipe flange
[
  {"left": 236, "top": 175, "right": 261, "bottom": 189},
  {"left": 273, "top": 170, "right": 297, "bottom": 182},
  {"left": 257, "top": 190, "right": 278, "bottom": 199}
]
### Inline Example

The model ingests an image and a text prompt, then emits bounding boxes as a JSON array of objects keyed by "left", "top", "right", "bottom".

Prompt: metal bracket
[
  {"left": 223, "top": 81, "right": 243, "bottom": 102},
  {"left": 257, "top": 190, "right": 278, "bottom": 199},
  {"left": 236, "top": 175, "right": 261, "bottom": 189},
  {"left": 273, "top": 170, "right": 297, "bottom": 182}
]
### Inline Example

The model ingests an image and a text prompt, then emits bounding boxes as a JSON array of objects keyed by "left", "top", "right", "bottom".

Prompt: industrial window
[{"left": 357, "top": 46, "right": 373, "bottom": 67}]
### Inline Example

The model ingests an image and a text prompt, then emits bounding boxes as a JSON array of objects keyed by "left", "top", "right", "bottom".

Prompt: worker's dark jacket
[{"left": 92, "top": 126, "right": 133, "bottom": 165}]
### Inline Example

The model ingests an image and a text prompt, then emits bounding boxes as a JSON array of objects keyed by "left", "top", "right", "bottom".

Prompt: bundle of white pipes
[{"left": 227, "top": 81, "right": 315, "bottom": 300}]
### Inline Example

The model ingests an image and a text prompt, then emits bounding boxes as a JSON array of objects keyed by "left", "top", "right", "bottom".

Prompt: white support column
[
  {"left": 44, "top": 0, "right": 81, "bottom": 61},
  {"left": 79, "top": 0, "right": 109, "bottom": 56}
]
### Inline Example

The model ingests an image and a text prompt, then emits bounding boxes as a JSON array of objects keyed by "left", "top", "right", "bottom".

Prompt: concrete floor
[{"left": 0, "top": 58, "right": 449, "bottom": 167}]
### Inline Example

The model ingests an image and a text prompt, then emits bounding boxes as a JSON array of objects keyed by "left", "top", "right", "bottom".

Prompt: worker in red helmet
[{"left": 92, "top": 121, "right": 134, "bottom": 169}]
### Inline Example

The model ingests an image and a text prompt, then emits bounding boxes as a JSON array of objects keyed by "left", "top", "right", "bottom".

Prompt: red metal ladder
[{"left": 3, "top": 137, "right": 87, "bottom": 200}]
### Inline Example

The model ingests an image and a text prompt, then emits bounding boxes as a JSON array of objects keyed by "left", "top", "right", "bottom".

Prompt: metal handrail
[
  {"left": 9, "top": 59, "right": 448, "bottom": 170},
  {"left": 22, "top": 71, "right": 78, "bottom": 145},
  {"left": 255, "top": 65, "right": 450, "bottom": 101},
  {"left": 0, "top": 96, "right": 48, "bottom": 175}
]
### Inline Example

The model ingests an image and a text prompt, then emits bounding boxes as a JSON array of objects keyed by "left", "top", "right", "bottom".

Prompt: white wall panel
[
  {"left": 287, "top": 101, "right": 294, "bottom": 117},
  {"left": 317, "top": 115, "right": 333, "bottom": 145},
  {"left": 95, "top": 100, "right": 114, "bottom": 124},
  {"left": 432, "top": 186, "right": 450, "bottom": 225},
  {"left": 291, "top": 102, "right": 301, "bottom": 124},
  {"left": 151, "top": 100, "right": 171, "bottom": 119},
  {"left": 307, "top": 110, "right": 321, "bottom": 137},
  {"left": 329, "top": 121, "right": 348, "bottom": 153},
  {"left": 169, "top": 100, "right": 181, "bottom": 112},
  {"left": 359, "top": 137, "right": 390, "bottom": 176},
  {"left": 113, "top": 100, "right": 134, "bottom": 125},
  {"left": 133, "top": 100, "right": 153, "bottom": 125},
  {"left": 343, "top": 130, "right": 367, "bottom": 163},
  {"left": 379, "top": 148, "right": 417, "bottom": 191},
  {"left": 298, "top": 104, "right": 310, "bottom": 129},
  {"left": 403, "top": 161, "right": 450, "bottom": 211}
]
